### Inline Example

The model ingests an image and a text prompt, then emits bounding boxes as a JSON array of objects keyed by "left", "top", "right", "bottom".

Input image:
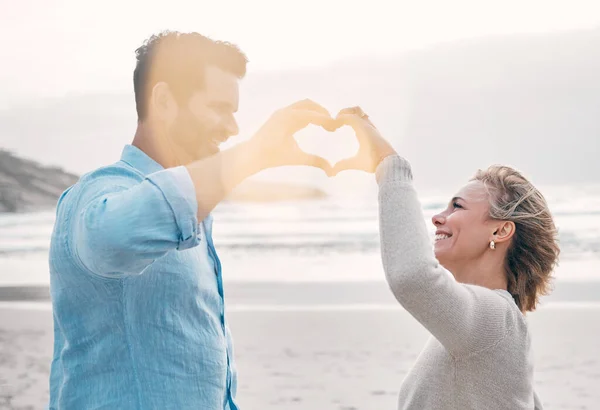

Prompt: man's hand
[
  {"left": 248, "top": 99, "right": 338, "bottom": 174},
  {"left": 329, "top": 106, "right": 397, "bottom": 176}
]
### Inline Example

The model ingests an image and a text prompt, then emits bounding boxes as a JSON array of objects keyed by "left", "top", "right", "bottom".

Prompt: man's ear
[
  {"left": 150, "top": 82, "right": 178, "bottom": 122},
  {"left": 493, "top": 220, "right": 516, "bottom": 245}
]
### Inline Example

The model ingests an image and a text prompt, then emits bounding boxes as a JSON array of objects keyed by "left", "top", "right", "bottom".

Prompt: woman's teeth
[{"left": 435, "top": 234, "right": 451, "bottom": 241}]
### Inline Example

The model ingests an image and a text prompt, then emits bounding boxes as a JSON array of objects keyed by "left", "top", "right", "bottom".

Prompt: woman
[{"left": 331, "top": 107, "right": 559, "bottom": 409}]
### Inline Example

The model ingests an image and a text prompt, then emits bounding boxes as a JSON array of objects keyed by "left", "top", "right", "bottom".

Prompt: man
[{"left": 48, "top": 31, "right": 336, "bottom": 409}]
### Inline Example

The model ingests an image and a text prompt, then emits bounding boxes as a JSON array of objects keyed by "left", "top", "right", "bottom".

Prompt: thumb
[
  {"left": 330, "top": 157, "right": 362, "bottom": 177},
  {"left": 293, "top": 151, "right": 332, "bottom": 175}
]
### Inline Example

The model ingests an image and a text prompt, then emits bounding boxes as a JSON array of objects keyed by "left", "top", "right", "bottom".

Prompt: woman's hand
[{"left": 330, "top": 106, "right": 397, "bottom": 176}]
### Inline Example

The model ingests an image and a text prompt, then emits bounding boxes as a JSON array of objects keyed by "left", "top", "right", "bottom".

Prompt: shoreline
[
  {"left": 2, "top": 280, "right": 600, "bottom": 304},
  {"left": 3, "top": 301, "right": 600, "bottom": 313}
]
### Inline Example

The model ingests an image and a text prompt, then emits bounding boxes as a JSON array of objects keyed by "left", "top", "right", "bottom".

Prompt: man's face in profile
[{"left": 168, "top": 65, "right": 240, "bottom": 163}]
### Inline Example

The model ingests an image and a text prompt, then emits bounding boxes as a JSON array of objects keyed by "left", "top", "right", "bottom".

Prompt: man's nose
[{"left": 225, "top": 118, "right": 239, "bottom": 137}]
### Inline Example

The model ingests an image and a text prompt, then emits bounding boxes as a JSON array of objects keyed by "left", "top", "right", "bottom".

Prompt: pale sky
[{"left": 1, "top": 0, "right": 600, "bottom": 106}]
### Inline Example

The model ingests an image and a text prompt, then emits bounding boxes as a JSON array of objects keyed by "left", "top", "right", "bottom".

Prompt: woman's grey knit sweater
[{"left": 376, "top": 155, "right": 543, "bottom": 410}]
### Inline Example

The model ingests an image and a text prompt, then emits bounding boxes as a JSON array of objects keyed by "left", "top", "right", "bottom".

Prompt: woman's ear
[
  {"left": 493, "top": 221, "right": 516, "bottom": 244},
  {"left": 150, "top": 82, "right": 178, "bottom": 122}
]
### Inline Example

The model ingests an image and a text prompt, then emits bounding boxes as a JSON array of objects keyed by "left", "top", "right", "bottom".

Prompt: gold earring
[{"left": 490, "top": 240, "right": 496, "bottom": 250}]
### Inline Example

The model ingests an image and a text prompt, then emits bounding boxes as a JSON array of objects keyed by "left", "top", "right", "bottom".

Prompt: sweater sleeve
[
  {"left": 376, "top": 155, "right": 516, "bottom": 358},
  {"left": 534, "top": 391, "right": 544, "bottom": 409}
]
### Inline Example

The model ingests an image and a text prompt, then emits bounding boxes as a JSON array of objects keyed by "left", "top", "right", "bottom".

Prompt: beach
[
  {"left": 1, "top": 190, "right": 599, "bottom": 409},
  {"left": 1, "top": 281, "right": 599, "bottom": 410}
]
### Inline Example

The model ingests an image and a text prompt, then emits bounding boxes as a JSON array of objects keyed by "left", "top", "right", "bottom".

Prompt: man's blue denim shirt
[{"left": 48, "top": 145, "right": 238, "bottom": 409}]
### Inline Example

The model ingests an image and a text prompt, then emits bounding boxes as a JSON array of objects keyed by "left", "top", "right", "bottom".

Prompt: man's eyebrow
[{"left": 212, "top": 101, "right": 237, "bottom": 113}]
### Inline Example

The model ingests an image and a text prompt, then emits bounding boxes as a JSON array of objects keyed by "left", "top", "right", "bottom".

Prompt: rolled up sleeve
[
  {"left": 72, "top": 166, "right": 200, "bottom": 278},
  {"left": 146, "top": 166, "right": 199, "bottom": 251}
]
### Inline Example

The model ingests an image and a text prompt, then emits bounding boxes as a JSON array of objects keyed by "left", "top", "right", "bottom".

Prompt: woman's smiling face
[{"left": 432, "top": 180, "right": 497, "bottom": 270}]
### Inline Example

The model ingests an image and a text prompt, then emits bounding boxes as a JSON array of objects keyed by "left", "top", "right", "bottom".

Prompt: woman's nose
[{"left": 432, "top": 212, "right": 445, "bottom": 227}]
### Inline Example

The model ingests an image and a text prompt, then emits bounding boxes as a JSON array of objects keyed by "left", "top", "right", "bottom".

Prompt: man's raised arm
[{"left": 71, "top": 100, "right": 336, "bottom": 278}]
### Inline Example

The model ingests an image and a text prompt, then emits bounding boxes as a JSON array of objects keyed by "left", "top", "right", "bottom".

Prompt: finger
[
  {"left": 335, "top": 113, "right": 374, "bottom": 135},
  {"left": 292, "top": 152, "right": 332, "bottom": 174},
  {"left": 289, "top": 99, "right": 331, "bottom": 117},
  {"left": 291, "top": 109, "right": 337, "bottom": 131},
  {"left": 335, "top": 113, "right": 361, "bottom": 126},
  {"left": 335, "top": 107, "right": 377, "bottom": 129},
  {"left": 335, "top": 106, "right": 365, "bottom": 119},
  {"left": 330, "top": 157, "right": 363, "bottom": 177}
]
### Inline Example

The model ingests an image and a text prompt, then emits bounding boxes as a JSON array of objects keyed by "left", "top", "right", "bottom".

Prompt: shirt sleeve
[
  {"left": 376, "top": 155, "right": 517, "bottom": 358},
  {"left": 71, "top": 166, "right": 200, "bottom": 278}
]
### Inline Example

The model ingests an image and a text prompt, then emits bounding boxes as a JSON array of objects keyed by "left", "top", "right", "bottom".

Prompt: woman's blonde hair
[{"left": 472, "top": 165, "right": 560, "bottom": 312}]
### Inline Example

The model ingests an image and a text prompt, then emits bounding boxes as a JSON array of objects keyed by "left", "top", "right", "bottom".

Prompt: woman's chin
[
  {"left": 434, "top": 247, "right": 449, "bottom": 263},
  {"left": 433, "top": 242, "right": 443, "bottom": 252}
]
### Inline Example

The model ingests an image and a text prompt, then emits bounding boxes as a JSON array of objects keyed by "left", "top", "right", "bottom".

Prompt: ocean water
[{"left": 1, "top": 183, "right": 599, "bottom": 287}]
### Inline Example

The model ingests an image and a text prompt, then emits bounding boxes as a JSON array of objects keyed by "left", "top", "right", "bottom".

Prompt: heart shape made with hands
[{"left": 294, "top": 124, "right": 360, "bottom": 170}]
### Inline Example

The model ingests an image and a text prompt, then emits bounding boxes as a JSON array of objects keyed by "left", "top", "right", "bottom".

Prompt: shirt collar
[
  {"left": 120, "top": 144, "right": 164, "bottom": 176},
  {"left": 120, "top": 144, "right": 213, "bottom": 226}
]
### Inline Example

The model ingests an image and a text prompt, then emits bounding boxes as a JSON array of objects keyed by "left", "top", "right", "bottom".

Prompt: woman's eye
[{"left": 453, "top": 202, "right": 463, "bottom": 209}]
